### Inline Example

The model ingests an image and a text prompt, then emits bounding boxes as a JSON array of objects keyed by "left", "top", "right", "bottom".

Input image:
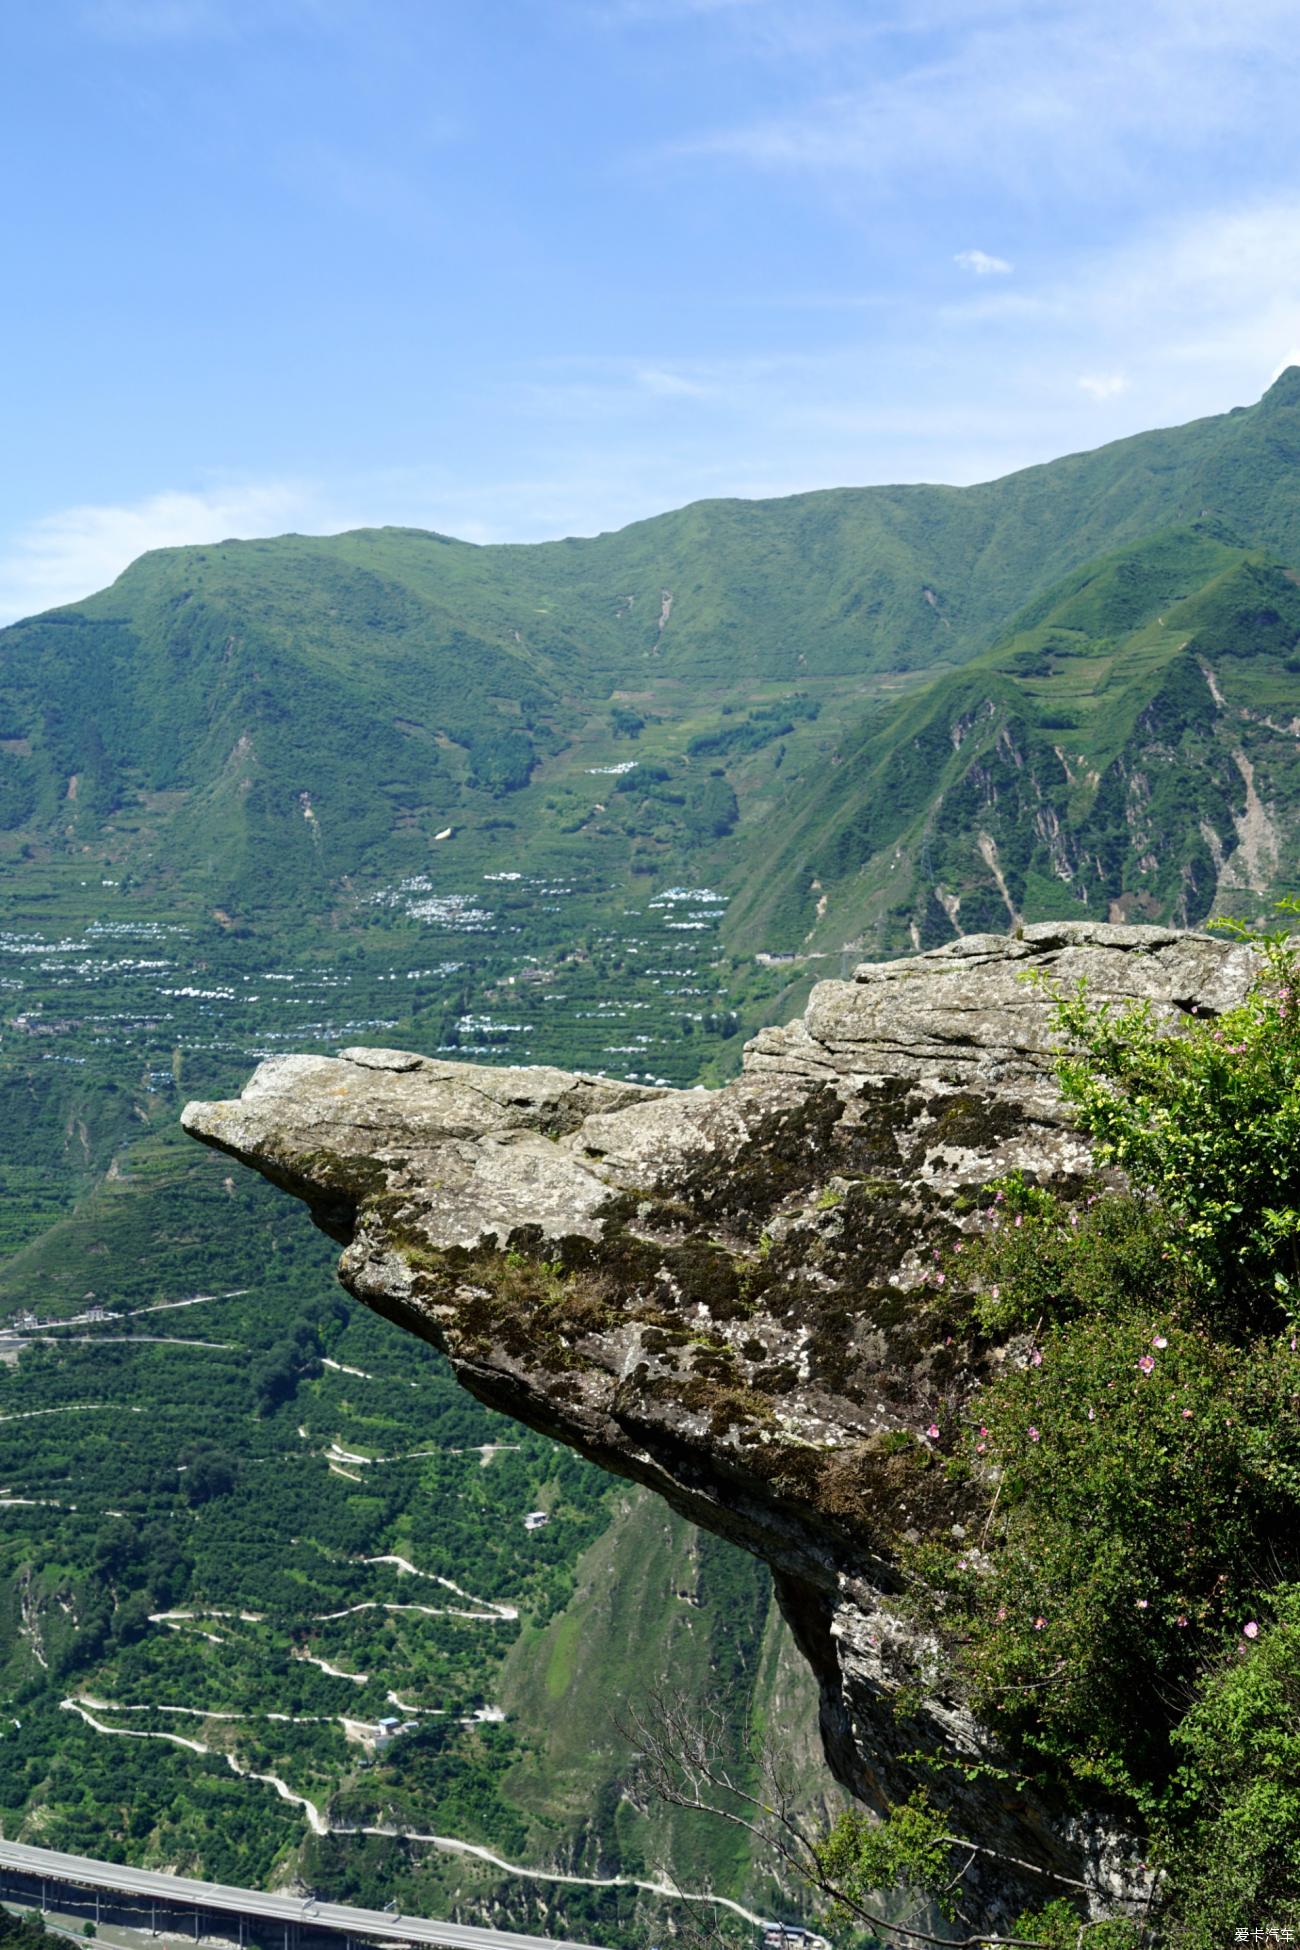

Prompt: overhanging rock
[{"left": 182, "top": 922, "right": 1257, "bottom": 1930}]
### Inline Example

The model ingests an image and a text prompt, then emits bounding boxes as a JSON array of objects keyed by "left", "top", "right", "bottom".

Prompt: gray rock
[{"left": 182, "top": 924, "right": 1258, "bottom": 1931}]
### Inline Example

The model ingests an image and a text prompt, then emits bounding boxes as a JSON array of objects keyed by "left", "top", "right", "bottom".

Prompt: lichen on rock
[{"left": 181, "top": 922, "right": 1258, "bottom": 1931}]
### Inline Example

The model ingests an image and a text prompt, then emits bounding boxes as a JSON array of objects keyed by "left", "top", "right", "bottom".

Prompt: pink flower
[
  {"left": 1138, "top": 1355, "right": 1156, "bottom": 1375},
  {"left": 1176, "top": 1615, "right": 1188, "bottom": 1628},
  {"left": 979, "top": 1426, "right": 988, "bottom": 1437},
  {"left": 1015, "top": 1214, "right": 1023, "bottom": 1228},
  {"left": 1244, "top": 1620, "right": 1260, "bottom": 1640},
  {"left": 926, "top": 1423, "right": 941, "bottom": 1440},
  {"left": 990, "top": 1285, "right": 1000, "bottom": 1300},
  {"left": 996, "top": 1607, "right": 1007, "bottom": 1622},
  {"left": 1152, "top": 1335, "right": 1168, "bottom": 1350},
  {"left": 976, "top": 1442, "right": 987, "bottom": 1454},
  {"left": 1034, "top": 1616, "right": 1046, "bottom": 1631},
  {"left": 934, "top": 1271, "right": 945, "bottom": 1285},
  {"left": 1182, "top": 1408, "right": 1193, "bottom": 1419},
  {"left": 1028, "top": 1426, "right": 1041, "bottom": 1443},
  {"left": 1136, "top": 1598, "right": 1149, "bottom": 1610},
  {"left": 1031, "top": 1349, "right": 1043, "bottom": 1367},
  {"left": 1087, "top": 1407, "right": 1096, "bottom": 1421}
]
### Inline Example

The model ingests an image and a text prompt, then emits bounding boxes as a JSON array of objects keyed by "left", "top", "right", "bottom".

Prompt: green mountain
[
  {"left": 3, "top": 368, "right": 1300, "bottom": 930},
  {"left": 735, "top": 518, "right": 1300, "bottom": 953},
  {"left": 4, "top": 375, "right": 1300, "bottom": 1939}
]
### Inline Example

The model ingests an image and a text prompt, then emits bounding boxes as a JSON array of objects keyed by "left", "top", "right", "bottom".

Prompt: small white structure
[{"left": 523, "top": 1511, "right": 549, "bottom": 1531}]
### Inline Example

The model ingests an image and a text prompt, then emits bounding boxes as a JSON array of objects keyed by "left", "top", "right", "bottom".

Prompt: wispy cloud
[
  {"left": 1077, "top": 372, "right": 1129, "bottom": 401},
  {"left": 955, "top": 248, "right": 1011, "bottom": 276},
  {"left": 634, "top": 367, "right": 717, "bottom": 398},
  {"left": 1060, "top": 201, "right": 1300, "bottom": 391},
  {"left": 662, "top": 1, "right": 1300, "bottom": 200},
  {"left": 0, "top": 484, "right": 329, "bottom": 626},
  {"left": 935, "top": 197, "right": 1300, "bottom": 441}
]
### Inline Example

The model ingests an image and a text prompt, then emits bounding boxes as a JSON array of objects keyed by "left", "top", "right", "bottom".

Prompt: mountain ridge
[{"left": 4, "top": 374, "right": 1300, "bottom": 945}]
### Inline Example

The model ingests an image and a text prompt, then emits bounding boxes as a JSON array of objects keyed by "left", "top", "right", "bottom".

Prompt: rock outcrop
[{"left": 182, "top": 922, "right": 1259, "bottom": 1931}]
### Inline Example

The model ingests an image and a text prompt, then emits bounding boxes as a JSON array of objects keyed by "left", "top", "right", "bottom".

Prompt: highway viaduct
[{"left": 0, "top": 1841, "right": 607, "bottom": 1950}]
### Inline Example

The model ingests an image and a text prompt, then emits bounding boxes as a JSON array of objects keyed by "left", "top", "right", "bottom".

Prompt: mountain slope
[
  {"left": 3, "top": 372, "right": 1300, "bottom": 923},
  {"left": 730, "top": 519, "right": 1300, "bottom": 954}
]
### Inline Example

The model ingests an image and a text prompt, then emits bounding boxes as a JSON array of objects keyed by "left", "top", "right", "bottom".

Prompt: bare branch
[{"left": 617, "top": 1682, "right": 1065, "bottom": 1950}]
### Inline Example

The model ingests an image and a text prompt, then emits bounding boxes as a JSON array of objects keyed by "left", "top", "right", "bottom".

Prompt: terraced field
[{"left": 0, "top": 866, "right": 834, "bottom": 1948}]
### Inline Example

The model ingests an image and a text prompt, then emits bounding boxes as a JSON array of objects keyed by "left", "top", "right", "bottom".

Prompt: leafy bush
[
  {"left": 839, "top": 917, "right": 1300, "bottom": 1940},
  {"left": 1050, "top": 935, "right": 1300, "bottom": 1329},
  {"left": 1161, "top": 1582, "right": 1300, "bottom": 1944}
]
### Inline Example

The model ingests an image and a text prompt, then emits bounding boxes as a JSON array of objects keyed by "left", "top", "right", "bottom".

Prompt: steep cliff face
[{"left": 182, "top": 922, "right": 1258, "bottom": 1931}]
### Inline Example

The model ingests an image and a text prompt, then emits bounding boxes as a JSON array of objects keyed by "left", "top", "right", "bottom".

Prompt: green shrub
[
  {"left": 1050, "top": 932, "right": 1300, "bottom": 1332},
  {"left": 862, "top": 917, "right": 1300, "bottom": 1938},
  {"left": 1161, "top": 1584, "right": 1300, "bottom": 1944}
]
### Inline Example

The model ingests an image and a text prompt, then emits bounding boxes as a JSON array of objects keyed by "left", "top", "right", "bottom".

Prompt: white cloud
[
  {"left": 635, "top": 367, "right": 717, "bottom": 397},
  {"left": 665, "top": 1, "right": 1300, "bottom": 199},
  {"left": 1077, "top": 372, "right": 1129, "bottom": 401},
  {"left": 955, "top": 248, "right": 1012, "bottom": 276},
  {"left": 940, "top": 198, "right": 1300, "bottom": 418},
  {"left": 1067, "top": 202, "right": 1300, "bottom": 390},
  {"left": 0, "top": 483, "right": 330, "bottom": 626}
]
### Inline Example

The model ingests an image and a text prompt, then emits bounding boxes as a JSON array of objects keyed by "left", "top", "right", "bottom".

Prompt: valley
[{"left": 0, "top": 867, "right": 833, "bottom": 1948}]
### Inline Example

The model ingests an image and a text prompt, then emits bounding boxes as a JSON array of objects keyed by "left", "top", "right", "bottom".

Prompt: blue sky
[{"left": 3, "top": 0, "right": 1300, "bottom": 620}]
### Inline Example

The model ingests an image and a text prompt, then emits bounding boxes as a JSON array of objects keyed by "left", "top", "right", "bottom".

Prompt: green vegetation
[
  {"left": 0, "top": 864, "right": 820, "bottom": 1942},
  {"left": 6, "top": 376, "right": 1300, "bottom": 1939},
  {"left": 0, "top": 1910, "right": 57, "bottom": 1950},
  {"left": 731, "top": 518, "right": 1300, "bottom": 955},
  {"left": 829, "top": 917, "right": 1300, "bottom": 1940}
]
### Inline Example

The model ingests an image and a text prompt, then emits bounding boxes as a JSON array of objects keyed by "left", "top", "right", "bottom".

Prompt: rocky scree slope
[{"left": 182, "top": 922, "right": 1258, "bottom": 1930}]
